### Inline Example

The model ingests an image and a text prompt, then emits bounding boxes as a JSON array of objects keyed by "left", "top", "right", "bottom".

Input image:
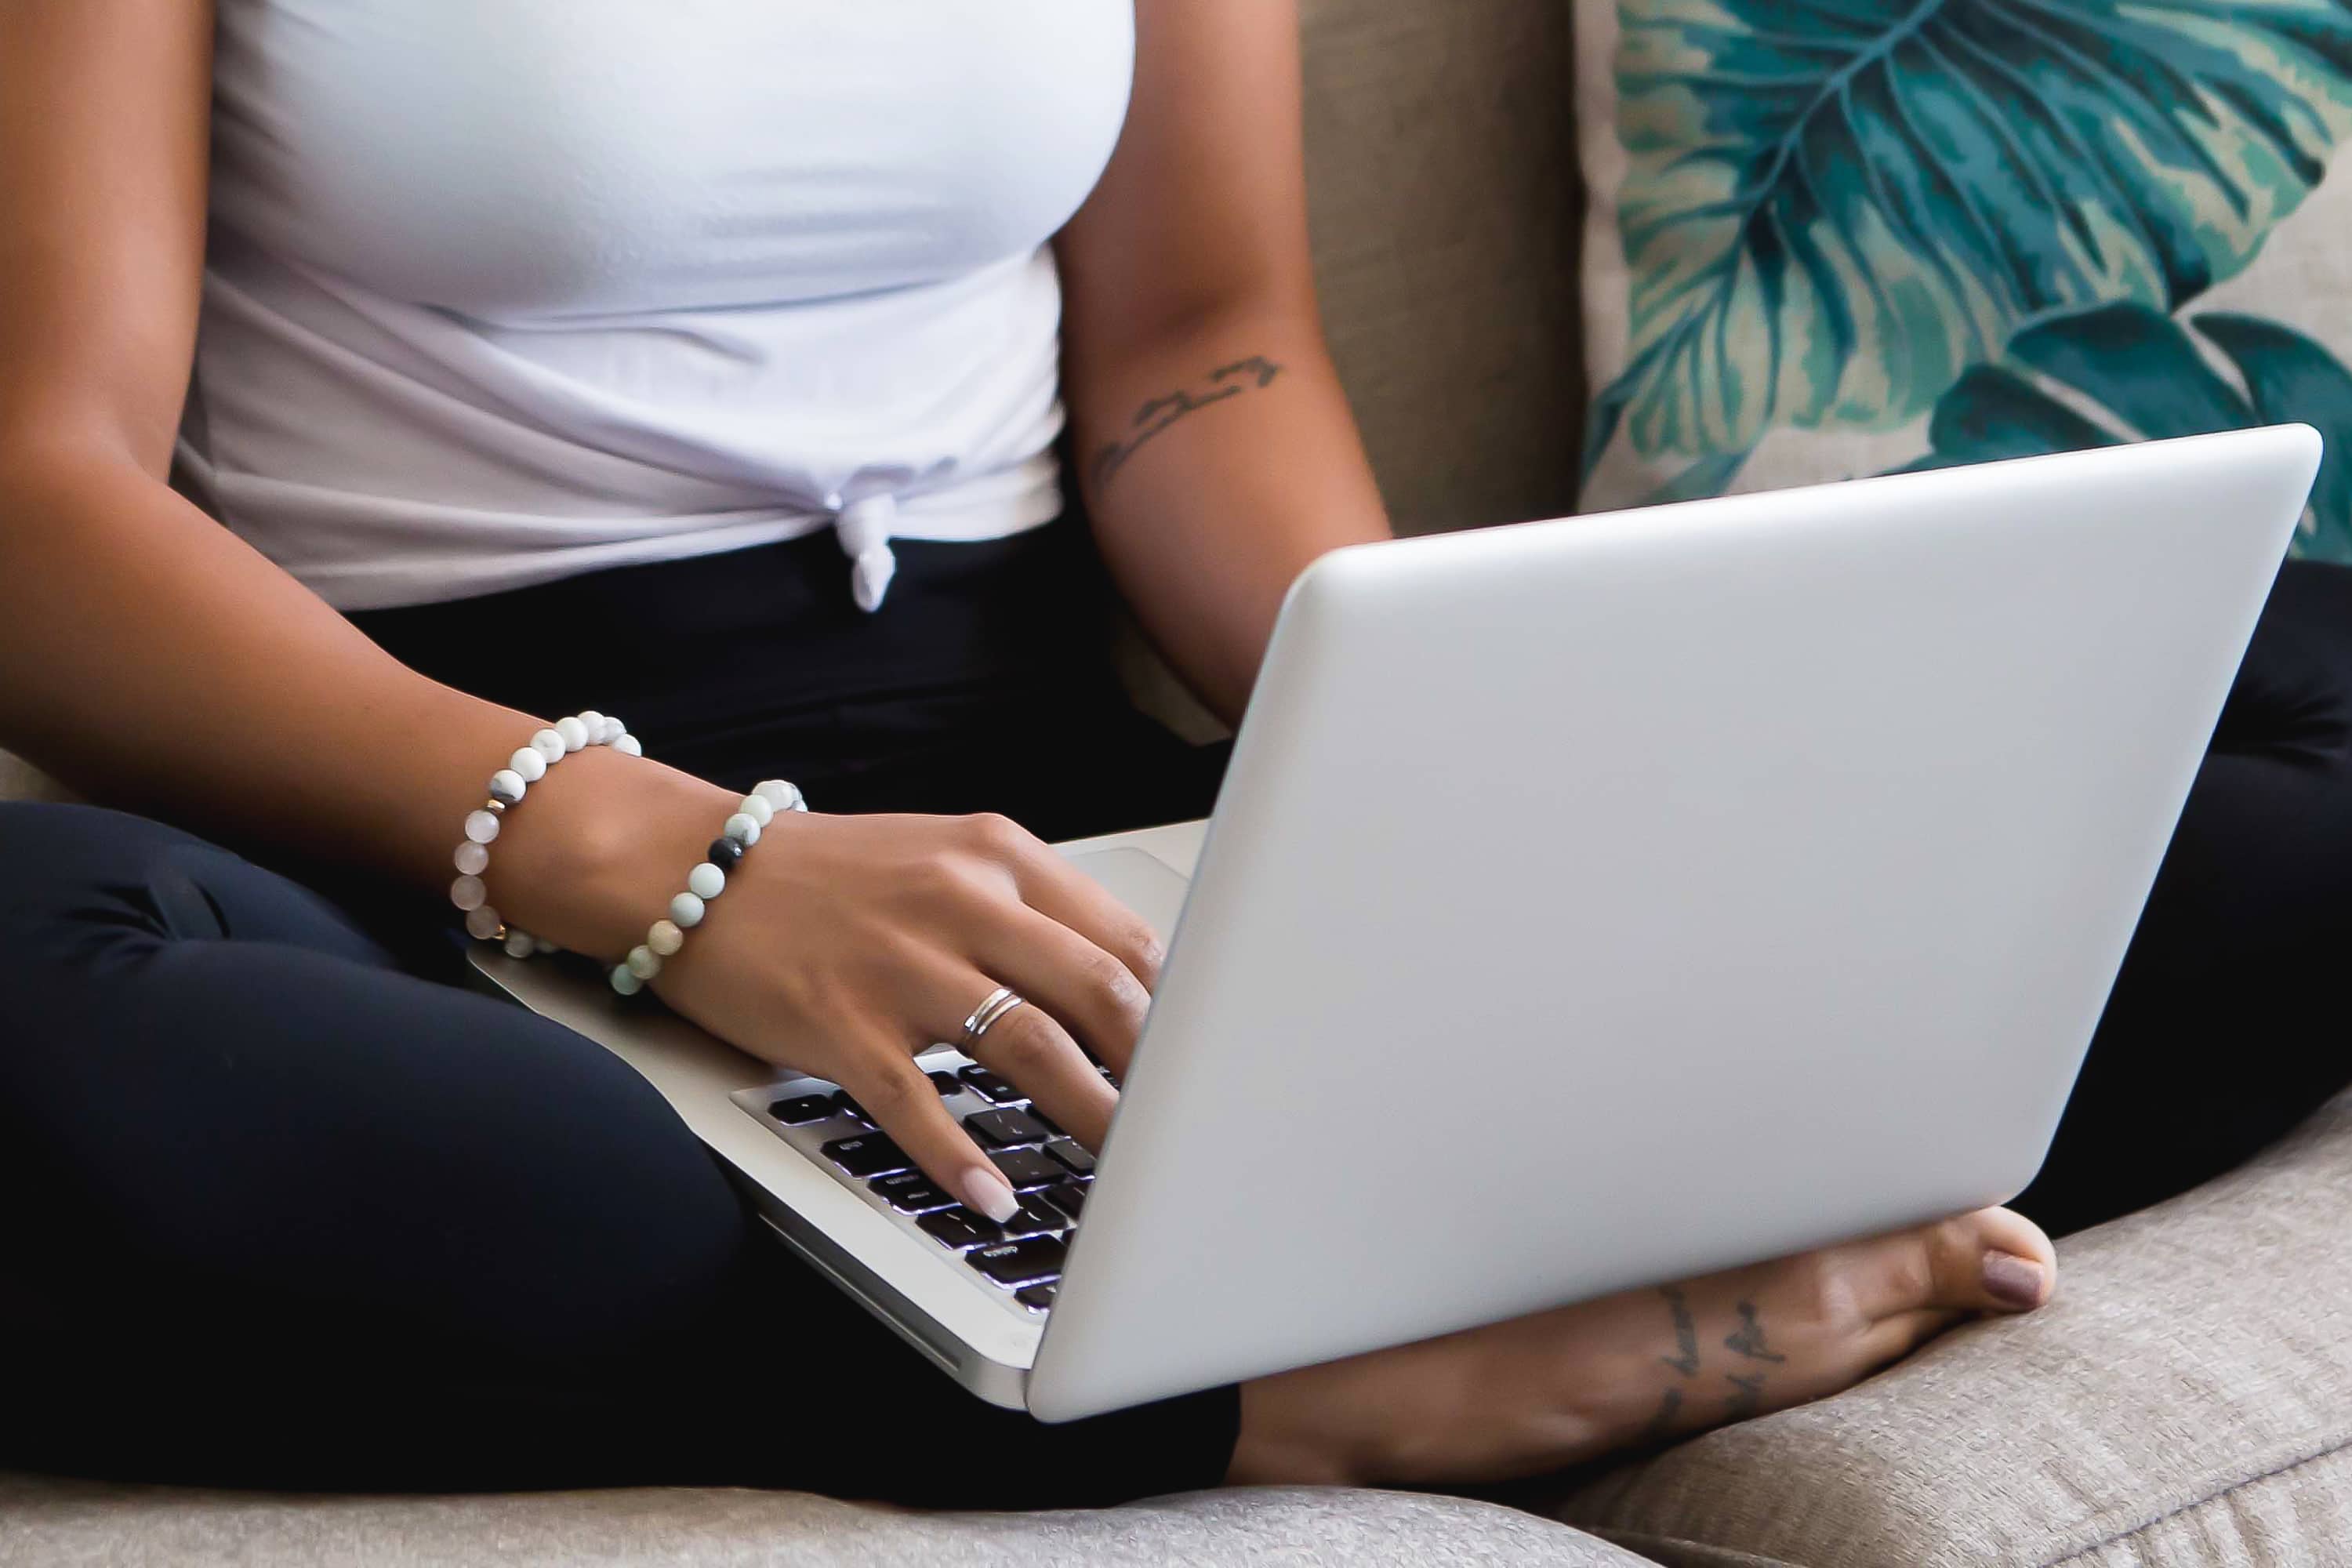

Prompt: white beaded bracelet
[
  {"left": 449, "top": 710, "right": 641, "bottom": 956},
  {"left": 611, "top": 778, "right": 808, "bottom": 996}
]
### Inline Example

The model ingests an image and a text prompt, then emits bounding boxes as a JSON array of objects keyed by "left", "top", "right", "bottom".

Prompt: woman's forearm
[
  {"left": 0, "top": 4, "right": 735, "bottom": 963},
  {"left": 0, "top": 434, "right": 735, "bottom": 948},
  {"left": 1066, "top": 311, "right": 1392, "bottom": 724}
]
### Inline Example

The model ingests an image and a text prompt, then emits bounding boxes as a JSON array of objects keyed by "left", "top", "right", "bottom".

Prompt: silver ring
[{"left": 962, "top": 985, "right": 1027, "bottom": 1041}]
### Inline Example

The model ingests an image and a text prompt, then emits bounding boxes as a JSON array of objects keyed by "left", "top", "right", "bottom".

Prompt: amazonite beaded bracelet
[
  {"left": 610, "top": 779, "right": 808, "bottom": 996},
  {"left": 448, "top": 710, "right": 640, "bottom": 956}
]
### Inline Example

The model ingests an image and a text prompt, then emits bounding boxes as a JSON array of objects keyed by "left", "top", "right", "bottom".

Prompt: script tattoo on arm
[
  {"left": 1087, "top": 355, "right": 1285, "bottom": 493},
  {"left": 1724, "top": 1372, "right": 1768, "bottom": 1421},
  {"left": 1723, "top": 1301, "right": 1786, "bottom": 1363},
  {"left": 1658, "top": 1286, "right": 1702, "bottom": 1377}
]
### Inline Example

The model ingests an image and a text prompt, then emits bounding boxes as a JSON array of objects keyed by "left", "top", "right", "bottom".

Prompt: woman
[{"left": 2, "top": 1, "right": 2346, "bottom": 1507}]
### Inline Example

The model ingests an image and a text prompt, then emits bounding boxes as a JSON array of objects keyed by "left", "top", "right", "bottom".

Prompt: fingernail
[
  {"left": 1982, "top": 1251, "right": 2045, "bottom": 1309},
  {"left": 962, "top": 1166, "right": 1021, "bottom": 1223}
]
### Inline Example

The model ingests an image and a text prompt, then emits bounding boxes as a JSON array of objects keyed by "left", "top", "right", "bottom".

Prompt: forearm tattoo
[{"left": 1087, "top": 355, "right": 1284, "bottom": 493}]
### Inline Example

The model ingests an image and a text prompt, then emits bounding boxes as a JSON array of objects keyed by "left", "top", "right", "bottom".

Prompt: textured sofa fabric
[
  {"left": 1538, "top": 1087, "right": 2352, "bottom": 1566},
  {"left": 0, "top": 749, "right": 66, "bottom": 803},
  {"left": 0, "top": 1479, "right": 1650, "bottom": 1568},
  {"left": 1297, "top": 0, "right": 1584, "bottom": 540}
]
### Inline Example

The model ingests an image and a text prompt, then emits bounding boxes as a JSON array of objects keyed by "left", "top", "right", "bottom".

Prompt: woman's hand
[
  {"left": 662, "top": 808, "right": 1163, "bottom": 1218},
  {"left": 492, "top": 753, "right": 1162, "bottom": 1222}
]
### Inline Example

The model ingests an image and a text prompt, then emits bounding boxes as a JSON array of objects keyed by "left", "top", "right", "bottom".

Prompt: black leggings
[{"left": 3, "top": 532, "right": 2350, "bottom": 1505}]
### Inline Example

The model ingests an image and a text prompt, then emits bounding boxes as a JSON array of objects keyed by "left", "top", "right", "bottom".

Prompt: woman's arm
[
  {"left": 0, "top": 1, "right": 723, "bottom": 902},
  {"left": 0, "top": 3, "right": 1146, "bottom": 1221},
  {"left": 1054, "top": 0, "right": 1392, "bottom": 725}
]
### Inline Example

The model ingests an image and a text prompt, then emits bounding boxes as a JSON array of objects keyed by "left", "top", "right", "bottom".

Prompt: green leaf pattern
[
  {"left": 1901, "top": 303, "right": 2352, "bottom": 557},
  {"left": 1595, "top": 0, "right": 2352, "bottom": 557}
]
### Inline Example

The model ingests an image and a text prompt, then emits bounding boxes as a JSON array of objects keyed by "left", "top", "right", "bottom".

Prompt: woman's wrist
[{"left": 477, "top": 743, "right": 741, "bottom": 960}]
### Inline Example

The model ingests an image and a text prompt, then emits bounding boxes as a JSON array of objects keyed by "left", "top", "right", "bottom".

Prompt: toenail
[{"left": 1981, "top": 1252, "right": 2045, "bottom": 1309}]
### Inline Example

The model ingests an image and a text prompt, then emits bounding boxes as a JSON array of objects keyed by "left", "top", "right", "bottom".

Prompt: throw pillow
[{"left": 1575, "top": 0, "right": 2352, "bottom": 561}]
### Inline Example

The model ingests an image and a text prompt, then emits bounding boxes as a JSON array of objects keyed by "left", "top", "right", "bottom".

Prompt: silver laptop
[{"left": 477, "top": 425, "right": 2320, "bottom": 1423}]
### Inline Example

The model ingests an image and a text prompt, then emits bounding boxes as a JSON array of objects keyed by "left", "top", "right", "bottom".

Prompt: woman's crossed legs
[{"left": 2, "top": 562, "right": 2349, "bottom": 1502}]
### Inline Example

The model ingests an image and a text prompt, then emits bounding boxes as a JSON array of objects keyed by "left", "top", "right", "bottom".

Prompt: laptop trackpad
[{"left": 1060, "top": 848, "right": 1192, "bottom": 934}]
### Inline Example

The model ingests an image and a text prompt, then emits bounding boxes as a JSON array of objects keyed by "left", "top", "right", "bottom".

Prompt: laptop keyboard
[{"left": 742, "top": 1055, "right": 1099, "bottom": 1319}]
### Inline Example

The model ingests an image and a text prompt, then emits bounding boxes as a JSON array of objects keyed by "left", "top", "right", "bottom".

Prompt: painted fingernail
[
  {"left": 1982, "top": 1251, "right": 2045, "bottom": 1309},
  {"left": 962, "top": 1165, "right": 1021, "bottom": 1223}
]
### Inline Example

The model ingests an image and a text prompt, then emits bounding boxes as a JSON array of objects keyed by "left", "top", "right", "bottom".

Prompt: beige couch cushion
[
  {"left": 1300, "top": 0, "right": 1584, "bottom": 538},
  {"left": 0, "top": 750, "right": 68, "bottom": 803},
  {"left": 1537, "top": 1088, "right": 2352, "bottom": 1566},
  {"left": 0, "top": 1478, "right": 1650, "bottom": 1568}
]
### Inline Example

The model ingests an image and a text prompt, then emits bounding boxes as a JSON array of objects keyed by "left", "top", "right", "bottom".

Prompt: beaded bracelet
[
  {"left": 449, "top": 710, "right": 641, "bottom": 956},
  {"left": 611, "top": 778, "right": 808, "bottom": 996}
]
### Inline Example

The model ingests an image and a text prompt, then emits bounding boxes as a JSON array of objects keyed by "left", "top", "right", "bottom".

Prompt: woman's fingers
[
  {"left": 972, "top": 902, "right": 1155, "bottom": 1082},
  {"left": 969, "top": 814, "right": 1168, "bottom": 994},
  {"left": 963, "top": 985, "right": 1120, "bottom": 1151},
  {"left": 834, "top": 1037, "right": 1022, "bottom": 1223}
]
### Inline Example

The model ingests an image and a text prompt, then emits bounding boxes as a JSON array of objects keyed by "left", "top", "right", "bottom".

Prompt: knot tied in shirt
[{"left": 834, "top": 493, "right": 900, "bottom": 612}]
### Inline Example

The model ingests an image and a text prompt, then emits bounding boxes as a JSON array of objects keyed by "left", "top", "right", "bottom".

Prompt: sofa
[{"left": 5, "top": 3, "right": 2350, "bottom": 1564}]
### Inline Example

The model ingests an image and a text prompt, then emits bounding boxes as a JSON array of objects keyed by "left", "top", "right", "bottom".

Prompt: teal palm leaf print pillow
[{"left": 1573, "top": 0, "right": 2352, "bottom": 558}]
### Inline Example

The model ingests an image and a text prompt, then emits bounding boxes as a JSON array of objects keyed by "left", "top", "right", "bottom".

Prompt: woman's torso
[{"left": 184, "top": 1, "right": 1134, "bottom": 612}]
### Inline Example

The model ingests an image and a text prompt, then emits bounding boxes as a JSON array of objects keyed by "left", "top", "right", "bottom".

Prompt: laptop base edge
[{"left": 740, "top": 1180, "right": 1033, "bottom": 1411}]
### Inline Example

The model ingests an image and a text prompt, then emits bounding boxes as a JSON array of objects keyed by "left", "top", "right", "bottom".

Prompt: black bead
[{"left": 707, "top": 837, "right": 744, "bottom": 870}]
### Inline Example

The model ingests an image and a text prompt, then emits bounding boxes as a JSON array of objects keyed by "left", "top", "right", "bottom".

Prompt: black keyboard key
[
  {"left": 1029, "top": 1105, "right": 1066, "bottom": 1138},
  {"left": 967, "top": 1236, "right": 1068, "bottom": 1287},
  {"left": 964, "top": 1106, "right": 1051, "bottom": 1148},
  {"left": 1015, "top": 1282, "right": 1059, "bottom": 1312},
  {"left": 768, "top": 1094, "right": 835, "bottom": 1125},
  {"left": 1039, "top": 1180, "right": 1089, "bottom": 1222},
  {"left": 987, "top": 1145, "right": 1062, "bottom": 1190},
  {"left": 829, "top": 1090, "right": 872, "bottom": 1125},
  {"left": 958, "top": 1065, "right": 1020, "bottom": 1102},
  {"left": 1044, "top": 1138, "right": 1096, "bottom": 1175},
  {"left": 918, "top": 1207, "right": 1004, "bottom": 1250},
  {"left": 869, "top": 1171, "right": 956, "bottom": 1213},
  {"left": 821, "top": 1134, "right": 909, "bottom": 1178},
  {"left": 1001, "top": 1196, "right": 1066, "bottom": 1237},
  {"left": 927, "top": 1070, "right": 960, "bottom": 1096}
]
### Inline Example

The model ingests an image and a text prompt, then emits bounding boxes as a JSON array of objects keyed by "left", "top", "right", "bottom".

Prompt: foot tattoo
[
  {"left": 1639, "top": 1386, "right": 1685, "bottom": 1446},
  {"left": 1658, "top": 1287, "right": 1702, "bottom": 1376},
  {"left": 1723, "top": 1301, "right": 1786, "bottom": 1363}
]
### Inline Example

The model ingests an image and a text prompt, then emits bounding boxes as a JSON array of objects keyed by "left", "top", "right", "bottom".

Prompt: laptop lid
[{"left": 1029, "top": 426, "right": 2321, "bottom": 1422}]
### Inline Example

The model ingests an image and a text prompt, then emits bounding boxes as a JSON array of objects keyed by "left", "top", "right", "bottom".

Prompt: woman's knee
[
  {"left": 2218, "top": 561, "right": 2352, "bottom": 764},
  {"left": 0, "top": 800, "right": 389, "bottom": 967},
  {"left": 3, "top": 931, "right": 758, "bottom": 1374}
]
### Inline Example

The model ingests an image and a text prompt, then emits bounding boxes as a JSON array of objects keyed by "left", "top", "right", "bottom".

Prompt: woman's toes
[
  {"left": 1980, "top": 1251, "right": 2048, "bottom": 1310},
  {"left": 1917, "top": 1207, "right": 2057, "bottom": 1315}
]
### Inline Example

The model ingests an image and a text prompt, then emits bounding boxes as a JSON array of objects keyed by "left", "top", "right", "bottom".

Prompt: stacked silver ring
[{"left": 962, "top": 985, "right": 1028, "bottom": 1041}]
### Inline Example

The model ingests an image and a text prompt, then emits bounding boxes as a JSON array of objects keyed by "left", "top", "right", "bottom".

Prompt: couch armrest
[
  {"left": 0, "top": 749, "right": 73, "bottom": 804},
  {"left": 1537, "top": 1088, "right": 2352, "bottom": 1568}
]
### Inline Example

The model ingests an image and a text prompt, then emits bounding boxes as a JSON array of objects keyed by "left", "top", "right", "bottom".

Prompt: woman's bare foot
[{"left": 1229, "top": 1206, "right": 2055, "bottom": 1487}]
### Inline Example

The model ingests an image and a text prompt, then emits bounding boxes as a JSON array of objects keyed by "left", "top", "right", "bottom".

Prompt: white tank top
[{"left": 180, "top": 2, "right": 1135, "bottom": 612}]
